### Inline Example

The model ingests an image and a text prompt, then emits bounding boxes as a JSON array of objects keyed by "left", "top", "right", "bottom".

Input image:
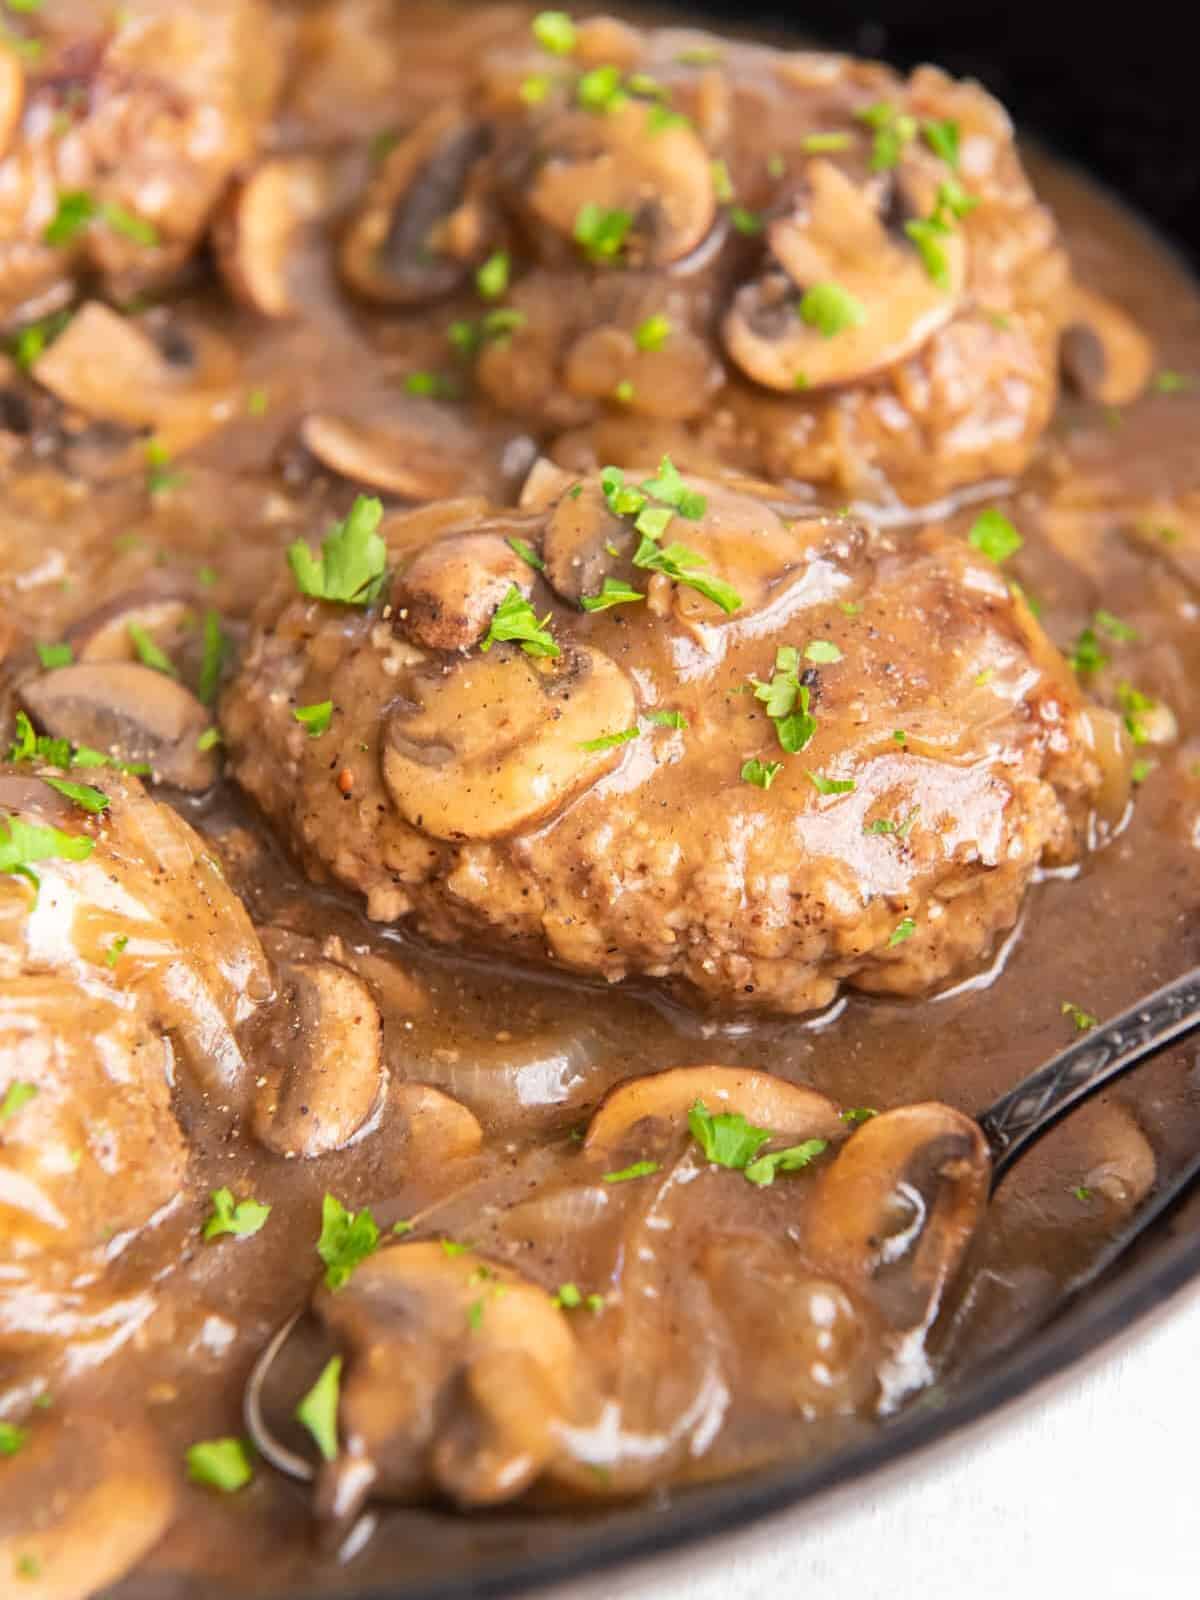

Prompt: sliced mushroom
[
  {"left": 311, "top": 1242, "right": 581, "bottom": 1521},
  {"left": 723, "top": 160, "right": 966, "bottom": 392},
  {"left": 31, "top": 301, "right": 238, "bottom": 456},
  {"left": 804, "top": 1103, "right": 990, "bottom": 1332},
  {"left": 541, "top": 478, "right": 635, "bottom": 604},
  {"left": 382, "top": 646, "right": 636, "bottom": 840},
  {"left": 0, "top": 1412, "right": 175, "bottom": 1600},
  {"left": 527, "top": 100, "right": 716, "bottom": 269},
  {"left": 215, "top": 156, "right": 340, "bottom": 318},
  {"left": 391, "top": 1083, "right": 484, "bottom": 1162},
  {"left": 252, "top": 959, "right": 386, "bottom": 1159},
  {"left": 20, "top": 663, "right": 218, "bottom": 792},
  {"left": 1060, "top": 283, "right": 1154, "bottom": 407},
  {"left": 340, "top": 107, "right": 490, "bottom": 305},
  {"left": 584, "top": 1065, "right": 845, "bottom": 1156},
  {"left": 299, "top": 407, "right": 500, "bottom": 503},
  {"left": 394, "top": 535, "right": 533, "bottom": 652},
  {"left": 64, "top": 591, "right": 195, "bottom": 665},
  {"left": 519, "top": 457, "right": 577, "bottom": 512}
]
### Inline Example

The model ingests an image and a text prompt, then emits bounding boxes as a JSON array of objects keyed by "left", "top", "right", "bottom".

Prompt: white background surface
[{"left": 553, "top": 1280, "right": 1199, "bottom": 1600}]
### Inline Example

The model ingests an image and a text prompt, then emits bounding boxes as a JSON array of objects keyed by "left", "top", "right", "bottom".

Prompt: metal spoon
[{"left": 245, "top": 964, "right": 1200, "bottom": 1476}]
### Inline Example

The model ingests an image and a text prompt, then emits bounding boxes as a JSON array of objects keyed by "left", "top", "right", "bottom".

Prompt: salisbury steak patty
[{"left": 223, "top": 468, "right": 1129, "bottom": 1013}]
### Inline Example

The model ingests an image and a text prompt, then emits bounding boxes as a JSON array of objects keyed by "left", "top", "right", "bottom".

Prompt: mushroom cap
[
  {"left": 723, "top": 160, "right": 967, "bottom": 393},
  {"left": 252, "top": 958, "right": 387, "bottom": 1159},
  {"left": 584, "top": 1064, "right": 844, "bottom": 1155},
  {"left": 20, "top": 662, "right": 218, "bottom": 792},
  {"left": 298, "top": 405, "right": 527, "bottom": 504},
  {"left": 394, "top": 534, "right": 533, "bottom": 652},
  {"left": 1060, "top": 281, "right": 1155, "bottom": 407},
  {"left": 339, "top": 105, "right": 489, "bottom": 306},
  {"left": 214, "top": 155, "right": 340, "bottom": 319},
  {"left": 381, "top": 646, "right": 637, "bottom": 841},
  {"left": 312, "top": 1241, "right": 581, "bottom": 1518},
  {"left": 526, "top": 99, "right": 717, "bottom": 269}
]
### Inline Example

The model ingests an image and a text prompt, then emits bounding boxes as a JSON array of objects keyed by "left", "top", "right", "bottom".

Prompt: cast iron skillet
[{"left": 136, "top": 8, "right": 1200, "bottom": 1596}]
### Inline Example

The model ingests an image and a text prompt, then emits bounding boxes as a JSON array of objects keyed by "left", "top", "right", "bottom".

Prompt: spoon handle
[{"left": 977, "top": 966, "right": 1200, "bottom": 1185}]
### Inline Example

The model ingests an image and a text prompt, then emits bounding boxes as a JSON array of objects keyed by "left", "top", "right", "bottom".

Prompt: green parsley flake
[
  {"left": 520, "top": 73, "right": 552, "bottom": 105},
  {"left": 1073, "top": 1186, "right": 1094, "bottom": 1202},
  {"left": 43, "top": 190, "right": 96, "bottom": 247},
  {"left": 247, "top": 386, "right": 269, "bottom": 417},
  {"left": 293, "top": 700, "right": 333, "bottom": 738},
  {"left": 1061, "top": 1001, "right": 1098, "bottom": 1032},
  {"left": 802, "top": 131, "right": 853, "bottom": 153},
  {"left": 128, "top": 622, "right": 177, "bottom": 677},
  {"left": 579, "top": 726, "right": 639, "bottom": 752},
  {"left": 101, "top": 202, "right": 159, "bottom": 247},
  {"left": 288, "top": 496, "right": 387, "bottom": 606},
  {"left": 804, "top": 639, "right": 842, "bottom": 663},
  {"left": 688, "top": 1099, "right": 770, "bottom": 1168},
  {"left": 0, "top": 816, "right": 93, "bottom": 896},
  {"left": 904, "top": 215, "right": 954, "bottom": 288},
  {"left": 392, "top": 1219, "right": 413, "bottom": 1235},
  {"left": 482, "top": 585, "right": 559, "bottom": 657},
  {"left": 186, "top": 1437, "right": 254, "bottom": 1493},
  {"left": 856, "top": 102, "right": 917, "bottom": 171},
  {"left": 16, "top": 1553, "right": 41, "bottom": 1580},
  {"left": 144, "top": 438, "right": 185, "bottom": 494},
  {"left": 8, "top": 308, "right": 71, "bottom": 371},
  {"left": 634, "top": 312, "right": 672, "bottom": 351},
  {"left": 203, "top": 1187, "right": 271, "bottom": 1241},
  {"left": 1131, "top": 758, "right": 1154, "bottom": 785},
  {"left": 507, "top": 536, "right": 545, "bottom": 572},
  {"left": 577, "top": 64, "right": 626, "bottom": 114},
  {"left": 974, "top": 668, "right": 995, "bottom": 688},
  {"left": 316, "top": 1193, "right": 380, "bottom": 1291},
  {"left": 105, "top": 934, "right": 128, "bottom": 967},
  {"left": 580, "top": 576, "right": 644, "bottom": 611},
  {"left": 1067, "top": 626, "right": 1107, "bottom": 677},
  {"left": 475, "top": 251, "right": 510, "bottom": 300},
  {"left": 892, "top": 729, "right": 908, "bottom": 745},
  {"left": 841, "top": 1106, "right": 878, "bottom": 1125},
  {"left": 41, "top": 776, "right": 109, "bottom": 813},
  {"left": 613, "top": 378, "right": 635, "bottom": 404},
  {"left": 730, "top": 206, "right": 763, "bottom": 235},
  {"left": 922, "top": 117, "right": 961, "bottom": 168},
  {"left": 574, "top": 202, "right": 633, "bottom": 262},
  {"left": 1094, "top": 608, "right": 1138, "bottom": 643},
  {"left": 888, "top": 916, "right": 917, "bottom": 947},
  {"left": 633, "top": 537, "right": 742, "bottom": 613},
  {"left": 295, "top": 1356, "right": 342, "bottom": 1462},
  {"left": 1115, "top": 681, "right": 1156, "bottom": 744},
  {"left": 602, "top": 1160, "right": 660, "bottom": 1183},
  {"left": 440, "top": 1239, "right": 470, "bottom": 1258},
  {"left": 0, "top": 1080, "right": 36, "bottom": 1121},
  {"left": 1152, "top": 369, "right": 1192, "bottom": 393},
  {"left": 0, "top": 1421, "right": 28, "bottom": 1456},
  {"left": 646, "top": 708, "right": 687, "bottom": 729},
  {"left": 741, "top": 757, "right": 782, "bottom": 790},
  {"left": 968, "top": 508, "right": 1023, "bottom": 565},
  {"left": 798, "top": 281, "right": 866, "bottom": 338},
  {"left": 196, "top": 726, "right": 222, "bottom": 752},
  {"left": 744, "top": 1138, "right": 828, "bottom": 1188},
  {"left": 752, "top": 645, "right": 817, "bottom": 754},
  {"left": 531, "top": 10, "right": 575, "bottom": 54},
  {"left": 553, "top": 1282, "right": 583, "bottom": 1309},
  {"left": 864, "top": 809, "right": 918, "bottom": 838},
  {"left": 807, "top": 770, "right": 856, "bottom": 796},
  {"left": 766, "top": 152, "right": 787, "bottom": 177},
  {"left": 35, "top": 640, "right": 72, "bottom": 669},
  {"left": 710, "top": 157, "right": 735, "bottom": 203},
  {"left": 198, "top": 609, "right": 227, "bottom": 705},
  {"left": 934, "top": 177, "right": 978, "bottom": 221}
]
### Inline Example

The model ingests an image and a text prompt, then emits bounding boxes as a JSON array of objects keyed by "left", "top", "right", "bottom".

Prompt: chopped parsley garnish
[
  {"left": 7, "top": 307, "right": 72, "bottom": 370},
  {"left": 892, "top": 729, "right": 908, "bottom": 745},
  {"left": 475, "top": 251, "right": 510, "bottom": 300},
  {"left": 1072, "top": 1186, "right": 1094, "bottom": 1202},
  {"left": 579, "top": 725, "right": 639, "bottom": 752},
  {"left": 798, "top": 282, "right": 866, "bottom": 338},
  {"left": 203, "top": 1187, "right": 271, "bottom": 1241},
  {"left": 466, "top": 1298, "right": 486, "bottom": 1331},
  {"left": 440, "top": 1239, "right": 470, "bottom": 1258},
  {"left": 482, "top": 585, "right": 560, "bottom": 657},
  {"left": 634, "top": 312, "right": 672, "bottom": 351},
  {"left": 247, "top": 386, "right": 269, "bottom": 417},
  {"left": 646, "top": 708, "right": 687, "bottom": 729},
  {"left": 1115, "top": 681, "right": 1156, "bottom": 745},
  {"left": 601, "top": 1160, "right": 660, "bottom": 1183},
  {"left": 196, "top": 727, "right": 222, "bottom": 752},
  {"left": 633, "top": 537, "right": 742, "bottom": 613},
  {"left": 0, "top": 1080, "right": 36, "bottom": 1122},
  {"left": 574, "top": 202, "right": 633, "bottom": 263},
  {"left": 7, "top": 711, "right": 148, "bottom": 774},
  {"left": 752, "top": 645, "right": 817, "bottom": 754},
  {"left": 144, "top": 438, "right": 185, "bottom": 494},
  {"left": 43, "top": 190, "right": 96, "bottom": 247},
  {"left": 101, "top": 202, "right": 159, "bottom": 247},
  {"left": 316, "top": 1193, "right": 380, "bottom": 1291},
  {"left": 710, "top": 157, "right": 735, "bottom": 203},
  {"left": 1094, "top": 608, "right": 1138, "bottom": 643},
  {"left": 392, "top": 1219, "right": 413, "bottom": 1235},
  {"left": 293, "top": 700, "right": 333, "bottom": 738},
  {"left": 934, "top": 177, "right": 978, "bottom": 221},
  {"left": 968, "top": 508, "right": 1022, "bottom": 564},
  {"left": 507, "top": 536, "right": 545, "bottom": 571},
  {"left": 128, "top": 622, "right": 178, "bottom": 677},
  {"left": 449, "top": 308, "right": 527, "bottom": 354},
  {"left": 287, "top": 496, "right": 388, "bottom": 606},
  {"left": 804, "top": 639, "right": 842, "bottom": 663},
  {"left": 0, "top": 1421, "right": 27, "bottom": 1456},
  {"left": 404, "top": 370, "right": 457, "bottom": 398},
  {"left": 105, "top": 934, "right": 128, "bottom": 967},
  {"left": 519, "top": 73, "right": 551, "bottom": 105},
  {"left": 688, "top": 1099, "right": 770, "bottom": 1168},
  {"left": 888, "top": 916, "right": 917, "bottom": 947},
  {"left": 741, "top": 757, "right": 782, "bottom": 789},
  {"left": 638, "top": 456, "right": 706, "bottom": 518},
  {"left": 198, "top": 609, "right": 227, "bottom": 705},
  {"left": 744, "top": 1138, "right": 828, "bottom": 1188},
  {"left": 581, "top": 576, "right": 644, "bottom": 611},
  {"left": 186, "top": 1437, "right": 254, "bottom": 1493},
  {"left": 974, "top": 667, "right": 995, "bottom": 687},
  {"left": 802, "top": 131, "right": 853, "bottom": 153},
  {"left": 864, "top": 809, "right": 918, "bottom": 837},
  {"left": 35, "top": 640, "right": 73, "bottom": 669},
  {"left": 767, "top": 152, "right": 787, "bottom": 177},
  {"left": 553, "top": 1282, "right": 602, "bottom": 1312},
  {"left": 841, "top": 1106, "right": 878, "bottom": 1125},
  {"left": 1067, "top": 626, "right": 1107, "bottom": 677},
  {"left": 904, "top": 216, "right": 954, "bottom": 288},
  {"left": 922, "top": 117, "right": 961, "bottom": 167},
  {"left": 1152, "top": 369, "right": 1192, "bottom": 393},
  {"left": 807, "top": 770, "right": 856, "bottom": 795},
  {"left": 41, "top": 776, "right": 109, "bottom": 813},
  {"left": 577, "top": 64, "right": 626, "bottom": 114},
  {"left": 295, "top": 1356, "right": 342, "bottom": 1462},
  {"left": 856, "top": 101, "right": 917, "bottom": 171},
  {"left": 613, "top": 378, "right": 635, "bottom": 404},
  {"left": 16, "top": 1553, "right": 41, "bottom": 1579},
  {"left": 531, "top": 9, "right": 575, "bottom": 54},
  {"left": 729, "top": 206, "right": 763, "bottom": 235},
  {"left": 1061, "top": 1001, "right": 1098, "bottom": 1032},
  {"left": 1131, "top": 758, "right": 1154, "bottom": 785},
  {"left": 0, "top": 815, "right": 93, "bottom": 895}
]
